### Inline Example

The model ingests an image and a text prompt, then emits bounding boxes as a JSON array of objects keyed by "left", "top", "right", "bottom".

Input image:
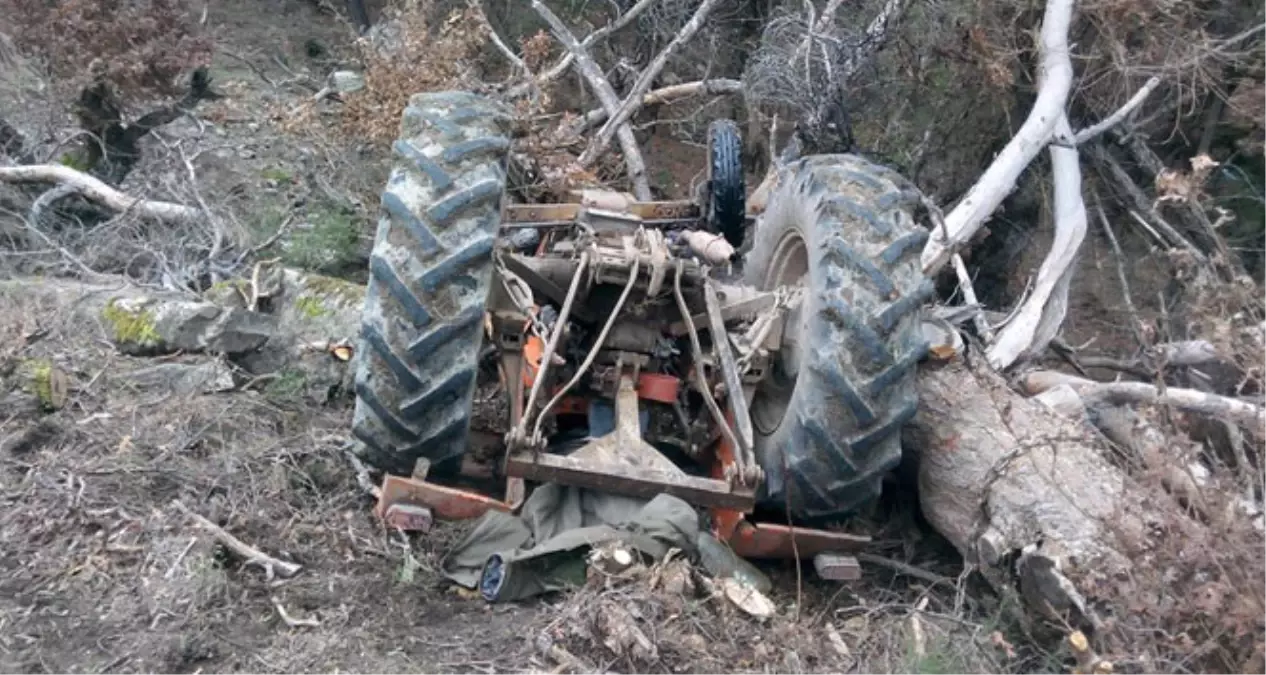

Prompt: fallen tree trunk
[{"left": 905, "top": 354, "right": 1154, "bottom": 630}]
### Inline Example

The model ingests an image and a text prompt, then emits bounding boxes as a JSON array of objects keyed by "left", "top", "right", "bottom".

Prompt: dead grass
[
  {"left": 337, "top": 1, "right": 486, "bottom": 146},
  {"left": 527, "top": 542, "right": 1035, "bottom": 674},
  {"left": 1, "top": 0, "right": 213, "bottom": 100},
  {"left": 0, "top": 287, "right": 538, "bottom": 673}
]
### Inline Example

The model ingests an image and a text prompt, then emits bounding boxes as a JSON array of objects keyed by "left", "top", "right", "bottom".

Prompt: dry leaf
[{"left": 990, "top": 630, "right": 1017, "bottom": 659}]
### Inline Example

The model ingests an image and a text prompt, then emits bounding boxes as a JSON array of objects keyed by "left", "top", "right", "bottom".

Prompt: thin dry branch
[
  {"left": 271, "top": 597, "right": 321, "bottom": 628},
  {"left": 1091, "top": 189, "right": 1146, "bottom": 348},
  {"left": 471, "top": 0, "right": 531, "bottom": 78},
  {"left": 0, "top": 164, "right": 201, "bottom": 223},
  {"left": 1021, "top": 370, "right": 1266, "bottom": 435},
  {"left": 508, "top": 0, "right": 660, "bottom": 98},
  {"left": 172, "top": 499, "right": 303, "bottom": 579},
  {"left": 531, "top": 0, "right": 652, "bottom": 200},
  {"left": 813, "top": 0, "right": 846, "bottom": 33},
  {"left": 1088, "top": 144, "right": 1206, "bottom": 260},
  {"left": 577, "top": 0, "right": 723, "bottom": 168},
  {"left": 1073, "top": 76, "right": 1161, "bottom": 145},
  {"left": 576, "top": 79, "right": 744, "bottom": 130},
  {"left": 840, "top": 0, "right": 907, "bottom": 81}
]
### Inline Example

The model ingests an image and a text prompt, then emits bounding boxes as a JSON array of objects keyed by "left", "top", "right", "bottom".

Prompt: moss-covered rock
[
  {"left": 205, "top": 279, "right": 250, "bottom": 308},
  {"left": 102, "top": 298, "right": 162, "bottom": 352},
  {"left": 295, "top": 295, "right": 332, "bottom": 319},
  {"left": 18, "top": 358, "right": 66, "bottom": 411},
  {"left": 102, "top": 295, "right": 275, "bottom": 356}
]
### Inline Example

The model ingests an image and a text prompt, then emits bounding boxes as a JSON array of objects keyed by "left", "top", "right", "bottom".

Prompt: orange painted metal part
[
  {"left": 375, "top": 305, "right": 869, "bottom": 558},
  {"left": 523, "top": 333, "right": 545, "bottom": 387},
  {"left": 522, "top": 333, "right": 682, "bottom": 408},
  {"left": 636, "top": 372, "right": 680, "bottom": 404},
  {"left": 707, "top": 410, "right": 871, "bottom": 559},
  {"left": 376, "top": 474, "right": 513, "bottom": 523},
  {"left": 727, "top": 521, "right": 869, "bottom": 559}
]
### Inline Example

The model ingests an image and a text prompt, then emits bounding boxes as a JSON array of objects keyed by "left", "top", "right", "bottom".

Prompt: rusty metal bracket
[
  {"left": 703, "top": 278, "right": 759, "bottom": 486},
  {"left": 505, "top": 371, "right": 756, "bottom": 512}
]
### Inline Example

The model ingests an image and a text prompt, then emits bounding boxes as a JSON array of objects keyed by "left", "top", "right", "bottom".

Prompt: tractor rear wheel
[
  {"left": 351, "top": 91, "right": 511, "bottom": 477},
  {"left": 743, "top": 154, "right": 933, "bottom": 521}
]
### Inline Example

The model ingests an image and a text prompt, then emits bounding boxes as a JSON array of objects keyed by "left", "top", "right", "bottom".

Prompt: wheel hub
[{"left": 751, "top": 230, "right": 809, "bottom": 436}]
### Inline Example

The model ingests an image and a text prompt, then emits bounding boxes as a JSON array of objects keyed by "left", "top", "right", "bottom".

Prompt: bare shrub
[
  {"left": 339, "top": 1, "right": 485, "bottom": 146},
  {"left": 1, "top": 0, "right": 213, "bottom": 99},
  {"left": 1099, "top": 471, "right": 1266, "bottom": 673}
]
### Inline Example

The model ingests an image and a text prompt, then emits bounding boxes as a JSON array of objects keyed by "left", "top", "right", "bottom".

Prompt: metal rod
[
  {"left": 512, "top": 251, "right": 590, "bottom": 447},
  {"left": 703, "top": 278, "right": 758, "bottom": 484},
  {"left": 532, "top": 237, "right": 644, "bottom": 443},
  {"left": 673, "top": 258, "right": 746, "bottom": 481}
]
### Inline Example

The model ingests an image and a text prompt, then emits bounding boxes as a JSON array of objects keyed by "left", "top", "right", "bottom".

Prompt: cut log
[{"left": 905, "top": 354, "right": 1157, "bottom": 630}]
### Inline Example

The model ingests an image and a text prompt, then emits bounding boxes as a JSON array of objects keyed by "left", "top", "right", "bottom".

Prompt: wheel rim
[{"left": 751, "top": 229, "right": 809, "bottom": 437}]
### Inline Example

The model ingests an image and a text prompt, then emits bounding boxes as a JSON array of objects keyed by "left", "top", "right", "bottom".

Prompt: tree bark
[
  {"left": 985, "top": 114, "right": 1086, "bottom": 369},
  {"left": 905, "top": 354, "right": 1156, "bottom": 629},
  {"left": 0, "top": 164, "right": 201, "bottom": 224}
]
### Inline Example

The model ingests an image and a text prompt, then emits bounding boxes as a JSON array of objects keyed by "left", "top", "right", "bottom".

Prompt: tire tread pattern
[
  {"left": 744, "top": 154, "right": 931, "bottom": 520},
  {"left": 708, "top": 119, "right": 746, "bottom": 248},
  {"left": 351, "top": 91, "right": 510, "bottom": 476}
]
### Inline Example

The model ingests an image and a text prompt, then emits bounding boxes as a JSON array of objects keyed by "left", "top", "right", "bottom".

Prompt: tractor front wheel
[{"left": 351, "top": 91, "right": 511, "bottom": 477}]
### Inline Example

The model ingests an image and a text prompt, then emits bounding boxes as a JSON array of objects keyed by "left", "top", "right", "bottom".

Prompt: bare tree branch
[
  {"left": 1021, "top": 370, "right": 1266, "bottom": 435},
  {"left": 0, "top": 164, "right": 201, "bottom": 223},
  {"left": 530, "top": 0, "right": 653, "bottom": 200},
  {"left": 986, "top": 114, "right": 1087, "bottom": 370},
  {"left": 920, "top": 0, "right": 1076, "bottom": 276},
  {"left": 575, "top": 79, "right": 744, "bottom": 130},
  {"left": 471, "top": 0, "right": 532, "bottom": 79},
  {"left": 577, "top": 0, "right": 722, "bottom": 169},
  {"left": 508, "top": 0, "right": 660, "bottom": 99},
  {"left": 1074, "top": 76, "right": 1161, "bottom": 145},
  {"left": 840, "top": 0, "right": 907, "bottom": 81}
]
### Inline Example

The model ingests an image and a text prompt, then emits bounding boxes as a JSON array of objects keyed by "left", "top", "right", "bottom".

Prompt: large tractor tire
[
  {"left": 351, "top": 91, "right": 511, "bottom": 476},
  {"left": 743, "top": 154, "right": 934, "bottom": 521}
]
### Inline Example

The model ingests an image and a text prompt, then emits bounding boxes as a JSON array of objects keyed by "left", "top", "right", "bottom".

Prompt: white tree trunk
[
  {"left": 985, "top": 114, "right": 1087, "bottom": 369},
  {"left": 0, "top": 164, "right": 201, "bottom": 223},
  {"left": 920, "top": 0, "right": 1077, "bottom": 276}
]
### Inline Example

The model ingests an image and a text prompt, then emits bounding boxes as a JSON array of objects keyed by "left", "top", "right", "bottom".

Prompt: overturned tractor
[{"left": 349, "top": 90, "right": 933, "bottom": 561}]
